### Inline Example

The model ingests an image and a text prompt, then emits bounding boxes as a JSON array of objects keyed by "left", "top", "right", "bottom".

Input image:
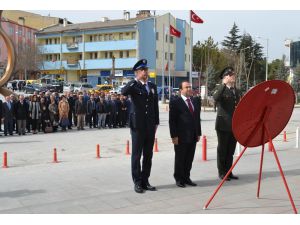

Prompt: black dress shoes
[
  {"left": 229, "top": 173, "right": 239, "bottom": 180},
  {"left": 219, "top": 174, "right": 231, "bottom": 181},
  {"left": 176, "top": 181, "right": 186, "bottom": 188},
  {"left": 185, "top": 179, "right": 197, "bottom": 186},
  {"left": 134, "top": 184, "right": 144, "bottom": 194},
  {"left": 142, "top": 182, "right": 157, "bottom": 191}
]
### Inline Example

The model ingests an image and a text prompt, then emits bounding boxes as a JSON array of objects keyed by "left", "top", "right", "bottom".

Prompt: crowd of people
[{"left": 0, "top": 90, "right": 131, "bottom": 136}]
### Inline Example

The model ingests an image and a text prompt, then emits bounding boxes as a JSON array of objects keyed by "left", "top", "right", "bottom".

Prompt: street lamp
[{"left": 256, "top": 36, "right": 269, "bottom": 81}]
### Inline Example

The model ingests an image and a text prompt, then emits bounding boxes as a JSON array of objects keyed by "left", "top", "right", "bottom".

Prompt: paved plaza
[{"left": 0, "top": 105, "right": 299, "bottom": 214}]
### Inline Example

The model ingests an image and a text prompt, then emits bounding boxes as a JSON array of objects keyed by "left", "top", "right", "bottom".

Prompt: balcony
[
  {"left": 67, "top": 59, "right": 79, "bottom": 66},
  {"left": 66, "top": 42, "right": 78, "bottom": 49}
]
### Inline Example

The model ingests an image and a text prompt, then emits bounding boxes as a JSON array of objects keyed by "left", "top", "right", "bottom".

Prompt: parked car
[
  {"left": 48, "top": 81, "right": 63, "bottom": 93},
  {"left": 63, "top": 82, "right": 76, "bottom": 92},
  {"left": 73, "top": 83, "right": 94, "bottom": 92},
  {"left": 7, "top": 80, "right": 26, "bottom": 91},
  {"left": 109, "top": 85, "right": 125, "bottom": 94},
  {"left": 24, "top": 84, "right": 48, "bottom": 94}
]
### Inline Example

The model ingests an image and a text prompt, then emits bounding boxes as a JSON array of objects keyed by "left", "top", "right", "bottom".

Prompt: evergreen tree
[{"left": 221, "top": 22, "right": 242, "bottom": 52}]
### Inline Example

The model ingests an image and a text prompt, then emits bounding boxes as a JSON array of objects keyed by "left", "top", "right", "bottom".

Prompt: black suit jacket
[
  {"left": 169, "top": 96, "right": 202, "bottom": 143},
  {"left": 121, "top": 79, "right": 159, "bottom": 130},
  {"left": 213, "top": 84, "right": 242, "bottom": 132},
  {"left": 2, "top": 101, "right": 15, "bottom": 120}
]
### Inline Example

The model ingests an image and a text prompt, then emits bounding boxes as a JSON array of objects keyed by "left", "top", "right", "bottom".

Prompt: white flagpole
[
  {"left": 168, "top": 13, "right": 171, "bottom": 100},
  {"left": 161, "top": 25, "right": 165, "bottom": 103},
  {"left": 189, "top": 10, "right": 193, "bottom": 88}
]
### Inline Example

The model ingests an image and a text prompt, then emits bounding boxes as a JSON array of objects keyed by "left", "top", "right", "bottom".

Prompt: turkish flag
[
  {"left": 191, "top": 10, "right": 204, "bottom": 23},
  {"left": 170, "top": 25, "right": 181, "bottom": 38}
]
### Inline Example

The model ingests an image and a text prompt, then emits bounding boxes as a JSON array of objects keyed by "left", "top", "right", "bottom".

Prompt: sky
[{"left": 27, "top": 10, "right": 300, "bottom": 62}]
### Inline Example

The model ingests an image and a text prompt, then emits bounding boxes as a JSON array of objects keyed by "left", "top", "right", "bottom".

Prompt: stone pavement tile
[
  {"left": 0, "top": 207, "right": 32, "bottom": 214},
  {"left": 0, "top": 198, "right": 24, "bottom": 211},
  {"left": 99, "top": 200, "right": 172, "bottom": 214}
]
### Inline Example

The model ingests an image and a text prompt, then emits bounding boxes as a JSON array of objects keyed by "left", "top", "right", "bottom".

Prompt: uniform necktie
[
  {"left": 143, "top": 84, "right": 149, "bottom": 94},
  {"left": 186, "top": 98, "right": 194, "bottom": 114}
]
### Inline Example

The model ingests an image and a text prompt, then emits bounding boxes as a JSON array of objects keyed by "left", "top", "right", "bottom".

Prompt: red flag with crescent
[
  {"left": 191, "top": 10, "right": 204, "bottom": 23},
  {"left": 170, "top": 25, "right": 181, "bottom": 38}
]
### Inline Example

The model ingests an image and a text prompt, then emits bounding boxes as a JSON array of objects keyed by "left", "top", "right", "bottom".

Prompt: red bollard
[
  {"left": 283, "top": 131, "right": 287, "bottom": 142},
  {"left": 154, "top": 138, "right": 159, "bottom": 152},
  {"left": 96, "top": 144, "right": 100, "bottom": 158},
  {"left": 202, "top": 136, "right": 207, "bottom": 161},
  {"left": 2, "top": 152, "right": 8, "bottom": 168},
  {"left": 53, "top": 148, "right": 58, "bottom": 163},
  {"left": 125, "top": 140, "right": 130, "bottom": 155}
]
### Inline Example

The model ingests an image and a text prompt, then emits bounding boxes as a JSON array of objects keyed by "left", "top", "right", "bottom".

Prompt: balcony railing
[{"left": 66, "top": 42, "right": 78, "bottom": 49}]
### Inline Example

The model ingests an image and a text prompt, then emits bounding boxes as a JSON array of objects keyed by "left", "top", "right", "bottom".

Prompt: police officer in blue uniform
[
  {"left": 213, "top": 66, "right": 241, "bottom": 181},
  {"left": 121, "top": 59, "right": 159, "bottom": 194}
]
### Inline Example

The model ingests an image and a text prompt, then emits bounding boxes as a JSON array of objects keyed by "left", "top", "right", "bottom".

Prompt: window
[
  {"left": 156, "top": 32, "right": 159, "bottom": 41},
  {"left": 132, "top": 32, "right": 136, "bottom": 39},
  {"left": 126, "top": 50, "right": 129, "bottom": 58},
  {"left": 109, "top": 34, "right": 113, "bottom": 41},
  {"left": 156, "top": 51, "right": 158, "bottom": 59},
  {"left": 165, "top": 34, "right": 168, "bottom": 42},
  {"left": 165, "top": 52, "right": 167, "bottom": 60},
  {"left": 104, "top": 34, "right": 108, "bottom": 41},
  {"left": 90, "top": 53, "right": 93, "bottom": 59},
  {"left": 170, "top": 53, "right": 173, "bottom": 61},
  {"left": 119, "top": 51, "right": 123, "bottom": 58},
  {"left": 49, "top": 39, "right": 52, "bottom": 45},
  {"left": 79, "top": 54, "right": 82, "bottom": 60},
  {"left": 54, "top": 38, "right": 57, "bottom": 44},
  {"left": 119, "top": 33, "right": 123, "bottom": 40},
  {"left": 109, "top": 52, "right": 113, "bottom": 58},
  {"left": 90, "top": 35, "right": 93, "bottom": 42},
  {"left": 46, "top": 39, "right": 48, "bottom": 45},
  {"left": 99, "top": 35, "right": 102, "bottom": 41},
  {"left": 170, "top": 36, "right": 174, "bottom": 44},
  {"left": 94, "top": 52, "right": 98, "bottom": 59},
  {"left": 104, "top": 52, "right": 108, "bottom": 59}
]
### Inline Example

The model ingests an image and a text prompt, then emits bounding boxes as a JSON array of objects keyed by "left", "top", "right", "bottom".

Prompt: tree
[
  {"left": 221, "top": 22, "right": 242, "bottom": 52},
  {"left": 268, "top": 55, "right": 288, "bottom": 81}
]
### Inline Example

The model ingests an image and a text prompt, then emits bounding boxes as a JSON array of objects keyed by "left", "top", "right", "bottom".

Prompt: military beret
[
  {"left": 219, "top": 66, "right": 235, "bottom": 79},
  {"left": 133, "top": 59, "right": 148, "bottom": 71}
]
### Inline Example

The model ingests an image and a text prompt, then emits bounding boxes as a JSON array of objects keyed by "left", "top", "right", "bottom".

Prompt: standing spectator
[
  {"left": 87, "top": 94, "right": 97, "bottom": 128},
  {"left": 67, "top": 92, "right": 75, "bottom": 129},
  {"left": 72, "top": 93, "right": 78, "bottom": 127},
  {"left": 109, "top": 94, "right": 118, "bottom": 128},
  {"left": 58, "top": 95, "right": 70, "bottom": 132},
  {"left": 2, "top": 95, "right": 15, "bottom": 136},
  {"left": 14, "top": 94, "right": 29, "bottom": 135},
  {"left": 120, "top": 96, "right": 127, "bottom": 127},
  {"left": 10, "top": 94, "right": 18, "bottom": 133},
  {"left": 29, "top": 95, "right": 41, "bottom": 134},
  {"left": 96, "top": 97, "right": 107, "bottom": 129},
  {"left": 40, "top": 97, "right": 50, "bottom": 133},
  {"left": 48, "top": 95, "right": 59, "bottom": 132},
  {"left": 75, "top": 94, "right": 86, "bottom": 130}
]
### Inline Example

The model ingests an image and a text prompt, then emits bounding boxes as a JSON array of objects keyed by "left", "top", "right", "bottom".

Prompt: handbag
[{"left": 45, "top": 125, "right": 53, "bottom": 133}]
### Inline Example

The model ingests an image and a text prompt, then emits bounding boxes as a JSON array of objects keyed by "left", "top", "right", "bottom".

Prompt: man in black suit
[
  {"left": 169, "top": 81, "right": 202, "bottom": 188},
  {"left": 2, "top": 95, "right": 15, "bottom": 136},
  {"left": 213, "top": 66, "right": 241, "bottom": 181},
  {"left": 121, "top": 59, "right": 159, "bottom": 194}
]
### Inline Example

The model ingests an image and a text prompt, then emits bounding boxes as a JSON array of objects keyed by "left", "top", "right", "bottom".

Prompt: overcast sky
[{"left": 27, "top": 10, "right": 300, "bottom": 62}]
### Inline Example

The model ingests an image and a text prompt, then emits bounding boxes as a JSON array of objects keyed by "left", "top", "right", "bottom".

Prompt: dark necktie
[
  {"left": 186, "top": 98, "right": 194, "bottom": 114},
  {"left": 142, "top": 84, "right": 149, "bottom": 94}
]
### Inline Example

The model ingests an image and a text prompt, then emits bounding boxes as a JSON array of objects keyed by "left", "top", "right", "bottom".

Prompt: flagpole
[
  {"left": 189, "top": 10, "right": 193, "bottom": 88},
  {"left": 168, "top": 13, "right": 171, "bottom": 100},
  {"left": 161, "top": 25, "right": 165, "bottom": 103}
]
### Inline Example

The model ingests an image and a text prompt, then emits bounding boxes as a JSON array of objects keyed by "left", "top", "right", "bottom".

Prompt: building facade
[
  {"left": 36, "top": 11, "right": 193, "bottom": 87},
  {"left": 0, "top": 17, "right": 37, "bottom": 79}
]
